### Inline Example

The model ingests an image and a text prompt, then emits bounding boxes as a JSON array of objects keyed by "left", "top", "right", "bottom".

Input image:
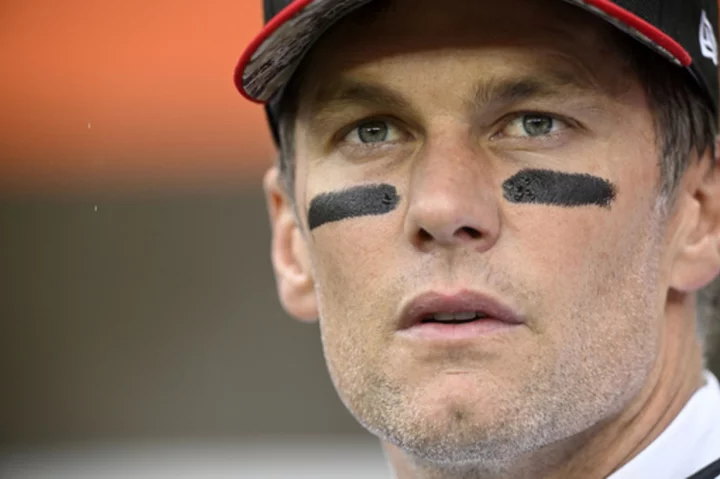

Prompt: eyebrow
[
  {"left": 304, "top": 80, "right": 415, "bottom": 138},
  {"left": 313, "top": 80, "right": 413, "bottom": 112},
  {"left": 304, "top": 65, "right": 603, "bottom": 134},
  {"left": 469, "top": 68, "right": 600, "bottom": 114},
  {"left": 302, "top": 80, "right": 416, "bottom": 141},
  {"left": 472, "top": 78, "right": 556, "bottom": 112}
]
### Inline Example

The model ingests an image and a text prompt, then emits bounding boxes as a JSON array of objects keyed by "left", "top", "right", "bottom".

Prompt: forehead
[{"left": 292, "top": 0, "right": 635, "bottom": 110}]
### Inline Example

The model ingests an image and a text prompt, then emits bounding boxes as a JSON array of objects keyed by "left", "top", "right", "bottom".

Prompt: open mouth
[
  {"left": 397, "top": 291, "right": 524, "bottom": 340},
  {"left": 420, "top": 311, "right": 490, "bottom": 324}
]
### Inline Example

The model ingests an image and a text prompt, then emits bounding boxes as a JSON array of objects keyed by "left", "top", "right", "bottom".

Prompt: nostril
[
  {"left": 418, "top": 228, "right": 433, "bottom": 241},
  {"left": 416, "top": 226, "right": 482, "bottom": 243},
  {"left": 458, "top": 226, "right": 481, "bottom": 239}
]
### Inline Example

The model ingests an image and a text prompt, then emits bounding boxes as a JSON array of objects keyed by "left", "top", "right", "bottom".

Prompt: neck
[{"left": 383, "top": 295, "right": 706, "bottom": 479}]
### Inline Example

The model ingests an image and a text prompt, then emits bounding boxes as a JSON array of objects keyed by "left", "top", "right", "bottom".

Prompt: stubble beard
[
  {"left": 318, "top": 205, "right": 666, "bottom": 477},
  {"left": 331, "top": 276, "right": 659, "bottom": 477}
]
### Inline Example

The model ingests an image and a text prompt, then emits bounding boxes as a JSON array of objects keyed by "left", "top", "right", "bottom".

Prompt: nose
[{"left": 404, "top": 133, "right": 501, "bottom": 252}]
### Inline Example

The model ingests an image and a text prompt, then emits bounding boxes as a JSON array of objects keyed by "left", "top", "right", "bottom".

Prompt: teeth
[{"left": 431, "top": 311, "right": 483, "bottom": 322}]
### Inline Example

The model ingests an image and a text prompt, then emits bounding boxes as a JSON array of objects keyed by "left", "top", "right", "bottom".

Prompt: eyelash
[
  {"left": 336, "top": 116, "right": 403, "bottom": 140},
  {"left": 332, "top": 117, "right": 409, "bottom": 157},
  {"left": 492, "top": 111, "right": 577, "bottom": 141}
]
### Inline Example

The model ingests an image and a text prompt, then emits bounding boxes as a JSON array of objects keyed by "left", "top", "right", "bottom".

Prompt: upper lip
[{"left": 398, "top": 290, "right": 524, "bottom": 329}]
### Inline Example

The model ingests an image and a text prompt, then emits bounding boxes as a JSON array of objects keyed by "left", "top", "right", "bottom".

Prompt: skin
[{"left": 263, "top": 0, "right": 720, "bottom": 477}]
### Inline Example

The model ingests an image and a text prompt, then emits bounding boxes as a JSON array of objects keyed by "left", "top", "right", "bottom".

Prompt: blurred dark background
[{"left": 0, "top": 191, "right": 367, "bottom": 446}]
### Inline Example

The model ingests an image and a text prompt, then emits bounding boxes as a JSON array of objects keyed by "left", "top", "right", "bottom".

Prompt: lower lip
[{"left": 398, "top": 319, "right": 521, "bottom": 341}]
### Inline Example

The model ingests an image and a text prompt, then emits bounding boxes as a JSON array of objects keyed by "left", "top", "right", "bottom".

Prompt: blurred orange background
[{"left": 0, "top": 0, "right": 274, "bottom": 194}]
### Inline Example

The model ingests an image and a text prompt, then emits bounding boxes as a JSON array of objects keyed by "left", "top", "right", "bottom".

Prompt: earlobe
[
  {"left": 264, "top": 167, "right": 318, "bottom": 323},
  {"left": 669, "top": 150, "right": 720, "bottom": 293}
]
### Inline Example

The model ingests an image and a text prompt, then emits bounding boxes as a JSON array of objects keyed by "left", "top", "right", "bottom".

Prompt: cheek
[
  {"left": 498, "top": 200, "right": 665, "bottom": 408},
  {"left": 505, "top": 196, "right": 665, "bottom": 348},
  {"left": 309, "top": 218, "right": 401, "bottom": 329},
  {"left": 309, "top": 220, "right": 404, "bottom": 394}
]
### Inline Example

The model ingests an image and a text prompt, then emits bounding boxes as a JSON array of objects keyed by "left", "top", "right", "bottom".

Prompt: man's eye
[
  {"left": 500, "top": 114, "right": 567, "bottom": 138},
  {"left": 343, "top": 120, "right": 402, "bottom": 145}
]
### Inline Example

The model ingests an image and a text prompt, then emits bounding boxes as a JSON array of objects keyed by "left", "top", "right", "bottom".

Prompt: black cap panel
[
  {"left": 661, "top": 0, "right": 719, "bottom": 110},
  {"left": 617, "top": 0, "right": 662, "bottom": 25}
]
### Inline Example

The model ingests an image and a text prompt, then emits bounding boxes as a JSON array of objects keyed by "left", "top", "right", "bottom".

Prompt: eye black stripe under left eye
[
  {"left": 308, "top": 184, "right": 400, "bottom": 230},
  {"left": 503, "top": 169, "right": 617, "bottom": 208}
]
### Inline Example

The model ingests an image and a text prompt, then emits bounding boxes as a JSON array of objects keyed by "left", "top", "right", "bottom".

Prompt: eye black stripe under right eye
[{"left": 308, "top": 184, "right": 400, "bottom": 230}]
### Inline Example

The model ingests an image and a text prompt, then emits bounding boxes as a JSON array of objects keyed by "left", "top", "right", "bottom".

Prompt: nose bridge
[
  {"left": 404, "top": 129, "right": 500, "bottom": 250},
  {"left": 415, "top": 131, "right": 484, "bottom": 192}
]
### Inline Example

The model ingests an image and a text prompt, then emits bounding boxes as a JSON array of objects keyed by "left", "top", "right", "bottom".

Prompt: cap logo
[{"left": 700, "top": 10, "right": 718, "bottom": 66}]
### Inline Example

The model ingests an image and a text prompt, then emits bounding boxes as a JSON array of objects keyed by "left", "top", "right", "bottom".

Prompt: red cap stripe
[
  {"left": 583, "top": 0, "right": 692, "bottom": 65},
  {"left": 234, "top": 0, "right": 315, "bottom": 103}
]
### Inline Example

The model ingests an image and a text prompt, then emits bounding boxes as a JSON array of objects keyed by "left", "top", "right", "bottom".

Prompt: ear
[
  {"left": 669, "top": 145, "right": 720, "bottom": 292},
  {"left": 264, "top": 167, "right": 318, "bottom": 323}
]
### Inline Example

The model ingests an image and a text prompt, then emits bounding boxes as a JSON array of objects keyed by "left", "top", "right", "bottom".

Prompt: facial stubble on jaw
[{"left": 306, "top": 169, "right": 617, "bottom": 230}]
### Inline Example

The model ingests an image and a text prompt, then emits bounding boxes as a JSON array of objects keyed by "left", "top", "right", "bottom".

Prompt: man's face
[{"left": 281, "top": 0, "right": 674, "bottom": 464}]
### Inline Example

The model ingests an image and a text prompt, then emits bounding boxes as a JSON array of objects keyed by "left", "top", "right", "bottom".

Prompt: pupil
[
  {"left": 523, "top": 115, "right": 553, "bottom": 136},
  {"left": 358, "top": 121, "right": 388, "bottom": 143}
]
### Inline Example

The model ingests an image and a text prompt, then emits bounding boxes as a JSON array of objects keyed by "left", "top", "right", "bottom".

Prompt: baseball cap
[{"left": 235, "top": 0, "right": 720, "bottom": 143}]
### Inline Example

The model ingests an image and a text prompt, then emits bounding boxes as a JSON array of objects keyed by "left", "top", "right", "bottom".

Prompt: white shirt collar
[{"left": 608, "top": 370, "right": 720, "bottom": 479}]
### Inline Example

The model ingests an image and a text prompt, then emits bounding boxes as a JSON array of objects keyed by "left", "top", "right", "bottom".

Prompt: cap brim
[{"left": 235, "top": 0, "right": 692, "bottom": 104}]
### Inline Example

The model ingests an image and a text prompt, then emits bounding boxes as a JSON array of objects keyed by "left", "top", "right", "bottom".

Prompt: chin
[
  {"left": 355, "top": 388, "right": 535, "bottom": 466},
  {"left": 373, "top": 413, "right": 529, "bottom": 468}
]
